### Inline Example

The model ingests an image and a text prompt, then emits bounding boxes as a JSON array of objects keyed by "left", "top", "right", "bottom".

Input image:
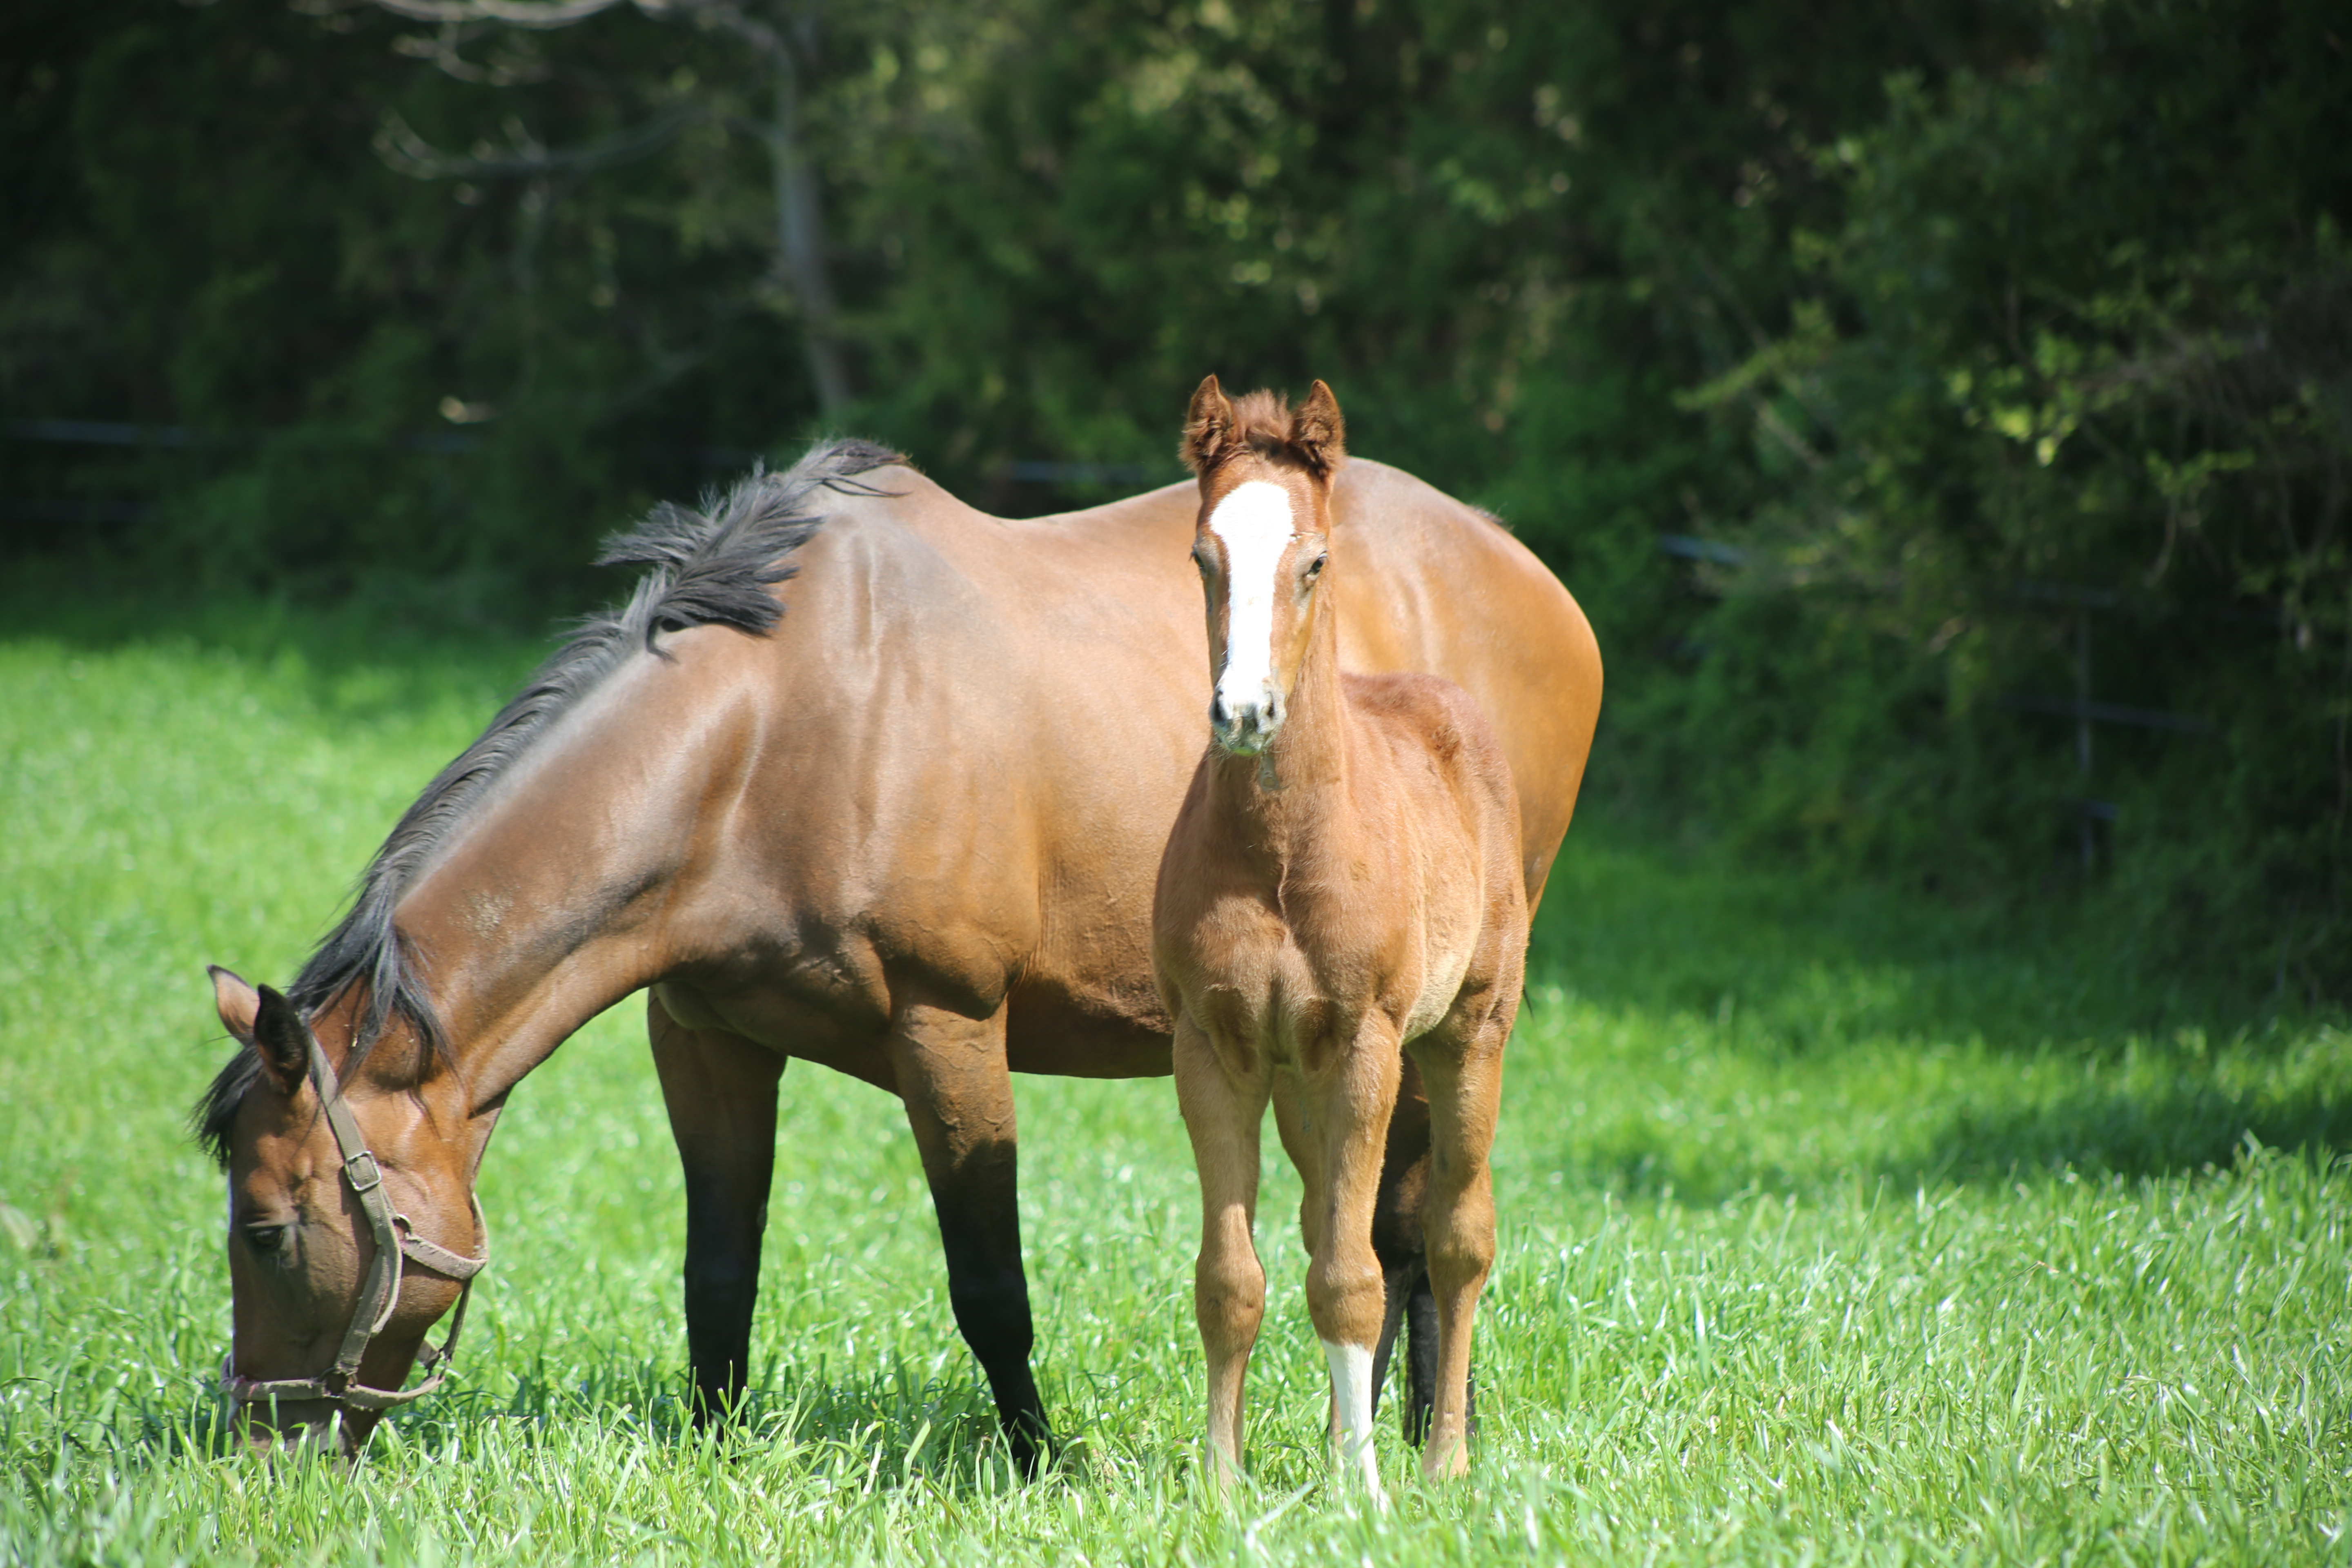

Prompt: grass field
[{"left": 3, "top": 602, "right": 2350, "bottom": 1564}]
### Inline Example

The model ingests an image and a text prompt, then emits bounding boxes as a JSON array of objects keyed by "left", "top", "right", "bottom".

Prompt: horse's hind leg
[
  {"left": 884, "top": 1000, "right": 1051, "bottom": 1477},
  {"left": 1368, "top": 1060, "right": 1434, "bottom": 1443},
  {"left": 648, "top": 991, "right": 787, "bottom": 1425},
  {"left": 1411, "top": 1018, "right": 1508, "bottom": 1481},
  {"left": 1176, "top": 1012, "right": 1270, "bottom": 1494},
  {"left": 1403, "top": 1272, "right": 1478, "bottom": 1444}
]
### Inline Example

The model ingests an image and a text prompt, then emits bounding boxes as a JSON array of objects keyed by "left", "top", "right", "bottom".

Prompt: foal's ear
[
  {"left": 1183, "top": 374, "right": 1238, "bottom": 475},
  {"left": 1290, "top": 380, "right": 1346, "bottom": 477},
  {"left": 210, "top": 965, "right": 260, "bottom": 1047},
  {"left": 248, "top": 985, "right": 315, "bottom": 1099}
]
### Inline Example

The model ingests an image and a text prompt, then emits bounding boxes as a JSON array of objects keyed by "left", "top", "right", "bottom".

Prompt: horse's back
[
  {"left": 805, "top": 455, "right": 1598, "bottom": 915},
  {"left": 1325, "top": 460, "right": 1601, "bottom": 909}
]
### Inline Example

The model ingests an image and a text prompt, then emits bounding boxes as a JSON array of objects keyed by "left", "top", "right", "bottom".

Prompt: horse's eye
[
  {"left": 1305, "top": 554, "right": 1328, "bottom": 578},
  {"left": 243, "top": 1223, "right": 290, "bottom": 1255}
]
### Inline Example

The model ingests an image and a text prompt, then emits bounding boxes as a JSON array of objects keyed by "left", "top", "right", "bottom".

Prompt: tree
[{"left": 360, "top": 0, "right": 854, "bottom": 410}]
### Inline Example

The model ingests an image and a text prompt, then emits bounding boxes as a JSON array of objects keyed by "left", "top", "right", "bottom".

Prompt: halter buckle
[{"left": 343, "top": 1151, "right": 383, "bottom": 1193}]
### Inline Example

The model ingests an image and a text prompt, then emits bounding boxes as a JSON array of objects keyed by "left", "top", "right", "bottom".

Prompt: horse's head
[
  {"left": 203, "top": 966, "right": 486, "bottom": 1458},
  {"left": 1180, "top": 374, "right": 1348, "bottom": 754}
]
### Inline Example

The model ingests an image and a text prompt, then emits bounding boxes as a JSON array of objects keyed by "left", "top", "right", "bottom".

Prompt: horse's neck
[
  {"left": 1213, "top": 601, "right": 1352, "bottom": 860},
  {"left": 376, "top": 677, "right": 726, "bottom": 1114}
]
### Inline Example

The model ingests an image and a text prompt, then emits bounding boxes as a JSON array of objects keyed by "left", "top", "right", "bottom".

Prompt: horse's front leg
[
  {"left": 1176, "top": 1011, "right": 1270, "bottom": 1496},
  {"left": 1270, "top": 1077, "right": 1335, "bottom": 1447},
  {"left": 884, "top": 998, "right": 1051, "bottom": 1477},
  {"left": 1305, "top": 1018, "right": 1405, "bottom": 1508},
  {"left": 648, "top": 989, "right": 787, "bottom": 1425}
]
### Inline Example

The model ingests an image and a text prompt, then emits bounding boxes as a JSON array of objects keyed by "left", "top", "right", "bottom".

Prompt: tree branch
[
  {"left": 390, "top": 21, "right": 551, "bottom": 85},
  {"left": 374, "top": 104, "right": 697, "bottom": 179},
  {"left": 351, "top": 0, "right": 850, "bottom": 409},
  {"left": 355, "top": 0, "right": 639, "bottom": 29}
]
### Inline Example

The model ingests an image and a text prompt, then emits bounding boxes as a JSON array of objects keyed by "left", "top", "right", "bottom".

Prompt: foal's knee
[
  {"left": 1194, "top": 1252, "right": 1266, "bottom": 1353},
  {"left": 1305, "top": 1252, "right": 1386, "bottom": 1349}
]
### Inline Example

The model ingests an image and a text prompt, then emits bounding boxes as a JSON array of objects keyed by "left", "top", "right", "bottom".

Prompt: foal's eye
[
  {"left": 243, "top": 1223, "right": 290, "bottom": 1255},
  {"left": 1304, "top": 554, "right": 1328, "bottom": 579}
]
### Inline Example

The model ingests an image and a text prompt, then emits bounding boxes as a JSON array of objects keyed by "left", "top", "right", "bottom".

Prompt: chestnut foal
[{"left": 1153, "top": 378, "right": 1530, "bottom": 1501}]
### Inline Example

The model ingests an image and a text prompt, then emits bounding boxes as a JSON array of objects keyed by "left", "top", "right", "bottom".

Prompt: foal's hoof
[{"left": 1420, "top": 1433, "right": 1471, "bottom": 1482}]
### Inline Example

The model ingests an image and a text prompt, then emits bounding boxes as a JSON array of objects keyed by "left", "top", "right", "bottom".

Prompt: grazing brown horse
[
  {"left": 1155, "top": 379, "right": 1529, "bottom": 1502},
  {"left": 195, "top": 434, "right": 1601, "bottom": 1467}
]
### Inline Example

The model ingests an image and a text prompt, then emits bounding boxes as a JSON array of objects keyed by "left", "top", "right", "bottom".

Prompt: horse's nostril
[{"left": 1210, "top": 695, "right": 1229, "bottom": 726}]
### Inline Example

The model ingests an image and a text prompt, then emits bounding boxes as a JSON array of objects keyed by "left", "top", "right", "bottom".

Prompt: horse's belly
[{"left": 1003, "top": 971, "right": 1175, "bottom": 1078}]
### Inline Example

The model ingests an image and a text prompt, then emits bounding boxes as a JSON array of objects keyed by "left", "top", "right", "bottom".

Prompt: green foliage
[
  {"left": 1670, "top": 0, "right": 2352, "bottom": 989},
  {"left": 5, "top": 0, "right": 2348, "bottom": 987},
  {"left": 3, "top": 615, "right": 2348, "bottom": 1562}
]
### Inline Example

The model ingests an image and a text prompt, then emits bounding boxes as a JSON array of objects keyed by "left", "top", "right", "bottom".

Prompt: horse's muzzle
[
  {"left": 236, "top": 1399, "right": 374, "bottom": 1462},
  {"left": 1211, "top": 690, "right": 1284, "bottom": 754}
]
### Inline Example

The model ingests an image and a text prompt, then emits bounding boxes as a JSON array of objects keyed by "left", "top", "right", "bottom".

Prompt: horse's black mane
[{"left": 194, "top": 439, "right": 904, "bottom": 1163}]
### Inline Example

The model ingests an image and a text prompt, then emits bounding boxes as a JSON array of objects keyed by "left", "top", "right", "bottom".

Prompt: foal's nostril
[{"left": 1210, "top": 694, "right": 1230, "bottom": 727}]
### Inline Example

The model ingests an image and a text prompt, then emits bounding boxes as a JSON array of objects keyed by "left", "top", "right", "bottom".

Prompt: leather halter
[{"left": 220, "top": 1029, "right": 489, "bottom": 1415}]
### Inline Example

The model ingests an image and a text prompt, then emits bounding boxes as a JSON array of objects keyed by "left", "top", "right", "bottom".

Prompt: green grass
[{"left": 3, "top": 606, "right": 2349, "bottom": 1564}]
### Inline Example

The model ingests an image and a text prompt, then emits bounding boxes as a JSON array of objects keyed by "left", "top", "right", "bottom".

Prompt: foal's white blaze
[
  {"left": 1207, "top": 480, "right": 1298, "bottom": 742},
  {"left": 1322, "top": 1337, "right": 1389, "bottom": 1506}
]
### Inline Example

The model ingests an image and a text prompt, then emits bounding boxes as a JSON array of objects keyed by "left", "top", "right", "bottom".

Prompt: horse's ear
[
  {"left": 210, "top": 965, "right": 260, "bottom": 1047},
  {"left": 1290, "top": 380, "right": 1346, "bottom": 477},
  {"left": 249, "top": 985, "right": 314, "bottom": 1098},
  {"left": 1183, "top": 374, "right": 1238, "bottom": 476}
]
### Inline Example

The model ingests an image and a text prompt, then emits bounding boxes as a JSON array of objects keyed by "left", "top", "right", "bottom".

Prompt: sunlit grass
[{"left": 2, "top": 611, "right": 2347, "bottom": 1564}]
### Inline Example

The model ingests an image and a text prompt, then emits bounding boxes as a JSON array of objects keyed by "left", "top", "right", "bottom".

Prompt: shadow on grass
[
  {"left": 1529, "top": 828, "right": 2328, "bottom": 1064},
  {"left": 1549, "top": 1059, "right": 2352, "bottom": 1209},
  {"left": 1890, "top": 1076, "right": 2352, "bottom": 1188},
  {"left": 396, "top": 1357, "right": 1022, "bottom": 1479},
  {"left": 76, "top": 1359, "right": 1039, "bottom": 1497},
  {"left": 0, "top": 566, "right": 562, "bottom": 733}
]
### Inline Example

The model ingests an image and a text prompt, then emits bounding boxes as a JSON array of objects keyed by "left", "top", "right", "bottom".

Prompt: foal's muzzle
[{"left": 1211, "top": 688, "right": 1284, "bottom": 754}]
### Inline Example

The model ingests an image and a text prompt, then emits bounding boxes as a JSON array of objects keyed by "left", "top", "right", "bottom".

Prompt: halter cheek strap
[{"left": 220, "top": 1033, "right": 490, "bottom": 1415}]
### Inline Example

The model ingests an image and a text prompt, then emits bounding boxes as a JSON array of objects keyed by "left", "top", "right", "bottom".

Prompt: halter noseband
[{"left": 220, "top": 1029, "right": 489, "bottom": 1416}]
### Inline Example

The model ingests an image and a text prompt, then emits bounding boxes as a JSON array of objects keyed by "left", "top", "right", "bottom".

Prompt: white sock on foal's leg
[{"left": 1321, "top": 1339, "right": 1388, "bottom": 1508}]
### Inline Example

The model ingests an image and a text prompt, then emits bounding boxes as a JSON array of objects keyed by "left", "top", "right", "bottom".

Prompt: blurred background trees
[{"left": 5, "top": 0, "right": 2347, "bottom": 995}]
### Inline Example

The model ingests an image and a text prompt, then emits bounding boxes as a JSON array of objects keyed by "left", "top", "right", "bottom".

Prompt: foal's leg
[
  {"left": 1269, "top": 1078, "right": 1336, "bottom": 1447},
  {"left": 648, "top": 992, "right": 787, "bottom": 1424},
  {"left": 884, "top": 999, "right": 1051, "bottom": 1477},
  {"left": 1410, "top": 1018, "right": 1508, "bottom": 1481},
  {"left": 1176, "top": 1012, "right": 1270, "bottom": 1493},
  {"left": 1304, "top": 1018, "right": 1405, "bottom": 1505}
]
